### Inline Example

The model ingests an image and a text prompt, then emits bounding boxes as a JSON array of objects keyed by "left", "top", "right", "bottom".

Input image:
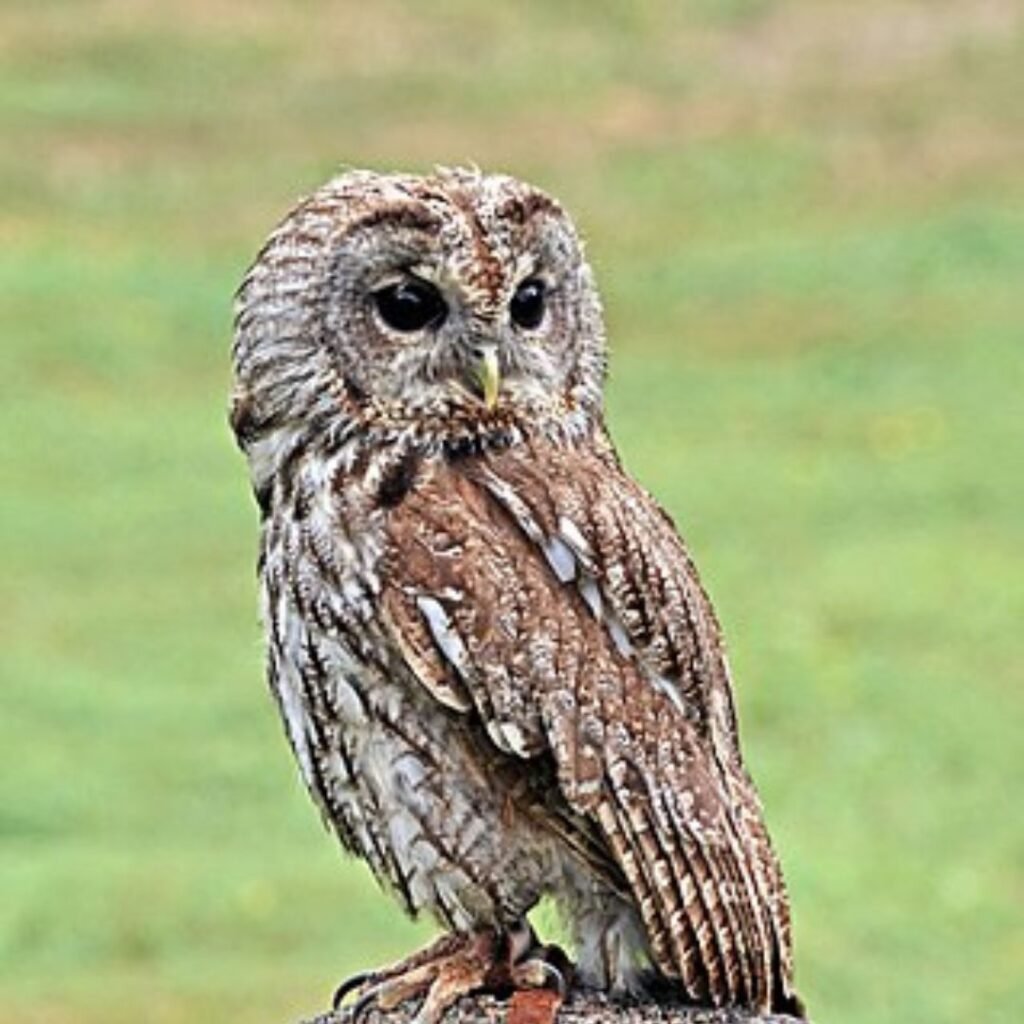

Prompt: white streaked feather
[
  {"left": 579, "top": 575, "right": 603, "bottom": 619},
  {"left": 558, "top": 515, "right": 592, "bottom": 559},
  {"left": 416, "top": 595, "right": 470, "bottom": 675},
  {"left": 607, "top": 616, "right": 633, "bottom": 657},
  {"left": 271, "top": 591, "right": 318, "bottom": 787},
  {"left": 273, "top": 660, "right": 317, "bottom": 785},
  {"left": 480, "top": 474, "right": 545, "bottom": 543},
  {"left": 576, "top": 572, "right": 693, "bottom": 719},
  {"left": 485, "top": 720, "right": 531, "bottom": 758},
  {"left": 246, "top": 423, "right": 305, "bottom": 499},
  {"left": 329, "top": 672, "right": 369, "bottom": 725},
  {"left": 544, "top": 535, "right": 578, "bottom": 583},
  {"left": 652, "top": 673, "right": 688, "bottom": 716}
]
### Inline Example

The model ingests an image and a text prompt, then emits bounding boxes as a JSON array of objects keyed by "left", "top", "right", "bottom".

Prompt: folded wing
[{"left": 378, "top": 433, "right": 796, "bottom": 1012}]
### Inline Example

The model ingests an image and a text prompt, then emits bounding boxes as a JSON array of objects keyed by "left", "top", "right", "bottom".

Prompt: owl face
[
  {"left": 233, "top": 169, "right": 608, "bottom": 456},
  {"left": 321, "top": 169, "right": 607, "bottom": 423}
]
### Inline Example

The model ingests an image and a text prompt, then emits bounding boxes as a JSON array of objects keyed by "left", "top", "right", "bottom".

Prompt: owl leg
[
  {"left": 334, "top": 922, "right": 567, "bottom": 1024},
  {"left": 555, "top": 871, "right": 649, "bottom": 996}
]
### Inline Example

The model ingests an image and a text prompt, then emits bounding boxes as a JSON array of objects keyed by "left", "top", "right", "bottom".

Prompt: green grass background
[{"left": 1, "top": 1, "right": 1022, "bottom": 1022}]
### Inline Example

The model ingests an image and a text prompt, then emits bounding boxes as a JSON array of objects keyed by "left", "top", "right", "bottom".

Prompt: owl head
[{"left": 231, "top": 168, "right": 608, "bottom": 467}]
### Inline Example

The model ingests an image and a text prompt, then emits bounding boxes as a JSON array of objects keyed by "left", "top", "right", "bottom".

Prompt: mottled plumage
[{"left": 230, "top": 168, "right": 802, "bottom": 1019}]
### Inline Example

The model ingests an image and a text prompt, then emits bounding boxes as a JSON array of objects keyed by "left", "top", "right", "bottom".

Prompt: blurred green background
[{"left": 2, "top": 1, "right": 1022, "bottom": 1022}]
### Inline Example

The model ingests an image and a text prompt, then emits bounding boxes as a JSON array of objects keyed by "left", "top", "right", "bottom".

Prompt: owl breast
[{"left": 259, "top": 433, "right": 580, "bottom": 931}]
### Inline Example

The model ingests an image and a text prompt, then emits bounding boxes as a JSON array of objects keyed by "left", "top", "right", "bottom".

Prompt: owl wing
[{"left": 379, "top": 432, "right": 795, "bottom": 1012}]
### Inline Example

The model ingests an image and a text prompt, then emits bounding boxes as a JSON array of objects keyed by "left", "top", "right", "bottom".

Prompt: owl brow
[
  {"left": 345, "top": 205, "right": 443, "bottom": 238},
  {"left": 493, "top": 191, "right": 561, "bottom": 226}
]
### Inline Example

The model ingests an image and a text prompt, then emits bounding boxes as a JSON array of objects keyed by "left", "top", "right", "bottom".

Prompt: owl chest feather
[{"left": 260, "top": 438, "right": 573, "bottom": 928}]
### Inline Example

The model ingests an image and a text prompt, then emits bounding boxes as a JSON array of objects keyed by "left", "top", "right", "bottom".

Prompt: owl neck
[{"left": 241, "top": 379, "right": 604, "bottom": 520}]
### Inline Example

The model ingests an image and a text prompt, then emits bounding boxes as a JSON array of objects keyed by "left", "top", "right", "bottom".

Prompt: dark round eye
[
  {"left": 509, "top": 277, "right": 546, "bottom": 330},
  {"left": 373, "top": 279, "right": 447, "bottom": 332}
]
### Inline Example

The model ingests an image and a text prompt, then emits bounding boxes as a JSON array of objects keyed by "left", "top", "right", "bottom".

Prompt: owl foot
[{"left": 333, "top": 923, "right": 569, "bottom": 1024}]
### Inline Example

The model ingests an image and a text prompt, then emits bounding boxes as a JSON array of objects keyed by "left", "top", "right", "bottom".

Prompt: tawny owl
[{"left": 230, "top": 168, "right": 803, "bottom": 1022}]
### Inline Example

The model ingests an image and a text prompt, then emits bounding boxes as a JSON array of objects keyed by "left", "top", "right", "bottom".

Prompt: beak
[{"left": 472, "top": 345, "right": 501, "bottom": 410}]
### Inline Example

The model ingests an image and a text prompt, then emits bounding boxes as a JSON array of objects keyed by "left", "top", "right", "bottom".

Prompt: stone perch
[{"left": 298, "top": 992, "right": 805, "bottom": 1024}]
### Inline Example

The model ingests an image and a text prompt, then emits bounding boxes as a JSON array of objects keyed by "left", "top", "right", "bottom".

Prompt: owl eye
[
  {"left": 373, "top": 279, "right": 447, "bottom": 332},
  {"left": 509, "top": 277, "right": 546, "bottom": 330}
]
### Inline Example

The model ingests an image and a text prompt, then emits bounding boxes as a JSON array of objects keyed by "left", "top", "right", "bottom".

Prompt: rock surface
[{"left": 298, "top": 992, "right": 804, "bottom": 1024}]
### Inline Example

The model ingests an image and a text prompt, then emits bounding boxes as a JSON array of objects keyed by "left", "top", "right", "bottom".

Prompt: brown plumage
[{"left": 230, "top": 167, "right": 803, "bottom": 1020}]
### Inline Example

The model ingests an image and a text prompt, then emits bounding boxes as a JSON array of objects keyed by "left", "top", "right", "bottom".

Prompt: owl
[{"left": 230, "top": 168, "right": 803, "bottom": 1023}]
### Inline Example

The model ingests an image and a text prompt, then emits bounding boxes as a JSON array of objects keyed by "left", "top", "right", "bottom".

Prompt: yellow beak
[{"left": 474, "top": 345, "right": 500, "bottom": 410}]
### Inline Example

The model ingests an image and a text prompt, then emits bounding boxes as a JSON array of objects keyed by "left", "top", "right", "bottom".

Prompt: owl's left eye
[
  {"left": 509, "top": 278, "right": 546, "bottom": 330},
  {"left": 373, "top": 279, "right": 448, "bottom": 332}
]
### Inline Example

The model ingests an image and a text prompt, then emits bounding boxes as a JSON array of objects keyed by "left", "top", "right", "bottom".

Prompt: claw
[
  {"left": 349, "top": 987, "right": 380, "bottom": 1023},
  {"left": 332, "top": 971, "right": 373, "bottom": 1010},
  {"left": 511, "top": 958, "right": 566, "bottom": 996},
  {"left": 537, "top": 943, "right": 574, "bottom": 982}
]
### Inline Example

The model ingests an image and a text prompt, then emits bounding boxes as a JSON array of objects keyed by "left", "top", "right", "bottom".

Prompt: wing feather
[{"left": 377, "top": 437, "right": 795, "bottom": 1011}]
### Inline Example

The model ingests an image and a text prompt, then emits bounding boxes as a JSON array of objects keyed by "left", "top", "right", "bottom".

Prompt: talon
[
  {"left": 510, "top": 959, "right": 566, "bottom": 996},
  {"left": 349, "top": 987, "right": 380, "bottom": 1023},
  {"left": 507, "top": 937, "right": 573, "bottom": 997},
  {"left": 538, "top": 944, "right": 574, "bottom": 987},
  {"left": 540, "top": 962, "right": 566, "bottom": 997},
  {"left": 333, "top": 971, "right": 373, "bottom": 1010}
]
